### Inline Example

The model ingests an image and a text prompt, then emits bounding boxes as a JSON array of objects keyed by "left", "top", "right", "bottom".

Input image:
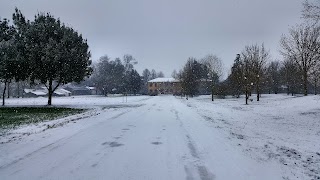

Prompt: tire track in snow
[{"left": 172, "top": 108, "right": 215, "bottom": 180}]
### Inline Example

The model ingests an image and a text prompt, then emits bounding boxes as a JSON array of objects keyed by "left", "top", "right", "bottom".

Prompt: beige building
[{"left": 148, "top": 78, "right": 181, "bottom": 95}]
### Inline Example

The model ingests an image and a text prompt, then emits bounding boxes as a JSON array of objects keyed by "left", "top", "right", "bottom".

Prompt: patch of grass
[{"left": 0, "top": 107, "right": 85, "bottom": 129}]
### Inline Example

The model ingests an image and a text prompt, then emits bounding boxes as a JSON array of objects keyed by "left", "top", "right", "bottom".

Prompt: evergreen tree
[
  {"left": 0, "top": 18, "right": 16, "bottom": 105},
  {"left": 92, "top": 55, "right": 110, "bottom": 95},
  {"left": 126, "top": 69, "right": 141, "bottom": 95},
  {"left": 266, "top": 61, "right": 281, "bottom": 94},
  {"left": 12, "top": 8, "right": 30, "bottom": 82},
  {"left": 108, "top": 58, "right": 126, "bottom": 94},
  {"left": 25, "top": 11, "right": 92, "bottom": 105},
  {"left": 179, "top": 58, "right": 204, "bottom": 97},
  {"left": 229, "top": 54, "right": 244, "bottom": 98},
  {"left": 92, "top": 56, "right": 127, "bottom": 95}
]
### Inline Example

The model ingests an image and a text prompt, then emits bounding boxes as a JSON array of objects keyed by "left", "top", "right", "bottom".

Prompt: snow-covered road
[{"left": 0, "top": 96, "right": 283, "bottom": 180}]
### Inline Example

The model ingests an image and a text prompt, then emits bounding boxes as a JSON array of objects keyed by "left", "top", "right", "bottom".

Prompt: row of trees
[
  {"left": 0, "top": 9, "right": 92, "bottom": 105},
  {"left": 224, "top": 37, "right": 319, "bottom": 102},
  {"left": 86, "top": 54, "right": 166, "bottom": 96},
  {"left": 225, "top": 36, "right": 319, "bottom": 103},
  {"left": 214, "top": 1, "right": 320, "bottom": 104},
  {"left": 1, "top": 7, "right": 166, "bottom": 102}
]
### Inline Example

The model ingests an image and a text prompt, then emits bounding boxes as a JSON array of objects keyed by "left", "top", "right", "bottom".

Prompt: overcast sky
[{"left": 1, "top": 0, "right": 303, "bottom": 78}]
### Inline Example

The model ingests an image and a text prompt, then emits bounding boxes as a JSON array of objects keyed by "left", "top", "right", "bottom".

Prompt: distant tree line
[
  {"left": 175, "top": 1, "right": 320, "bottom": 104},
  {"left": 200, "top": 2, "right": 319, "bottom": 104},
  {"left": 224, "top": 1, "right": 320, "bottom": 103},
  {"left": 0, "top": 9, "right": 92, "bottom": 105},
  {"left": 83, "top": 54, "right": 166, "bottom": 96},
  {"left": 88, "top": 54, "right": 142, "bottom": 96},
  {"left": 222, "top": 32, "right": 320, "bottom": 104},
  {"left": 2, "top": 1, "right": 320, "bottom": 106}
]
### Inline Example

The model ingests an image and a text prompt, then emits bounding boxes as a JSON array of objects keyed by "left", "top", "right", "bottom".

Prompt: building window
[
  {"left": 155, "top": 83, "right": 157, "bottom": 87},
  {"left": 149, "top": 83, "right": 153, "bottom": 87}
]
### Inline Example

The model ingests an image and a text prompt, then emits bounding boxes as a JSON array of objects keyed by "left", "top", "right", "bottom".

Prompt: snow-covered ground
[
  {"left": 4, "top": 95, "right": 150, "bottom": 108},
  {"left": 182, "top": 94, "right": 320, "bottom": 180},
  {"left": 0, "top": 94, "right": 319, "bottom": 180}
]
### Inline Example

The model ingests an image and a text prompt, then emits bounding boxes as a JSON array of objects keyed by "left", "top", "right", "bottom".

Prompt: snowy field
[
  {"left": 0, "top": 94, "right": 319, "bottom": 180},
  {"left": 183, "top": 94, "right": 320, "bottom": 180}
]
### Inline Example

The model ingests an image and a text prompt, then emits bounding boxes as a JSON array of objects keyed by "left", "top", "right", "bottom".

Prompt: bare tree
[
  {"left": 201, "top": 54, "right": 223, "bottom": 101},
  {"left": 171, "top": 69, "right": 178, "bottom": 79},
  {"left": 302, "top": 0, "right": 320, "bottom": 23},
  {"left": 142, "top": 69, "right": 151, "bottom": 82},
  {"left": 242, "top": 44, "right": 268, "bottom": 101},
  {"left": 280, "top": 24, "right": 320, "bottom": 95},
  {"left": 123, "top": 54, "right": 137, "bottom": 72},
  {"left": 201, "top": 54, "right": 223, "bottom": 79},
  {"left": 150, "top": 69, "right": 157, "bottom": 79},
  {"left": 141, "top": 69, "right": 151, "bottom": 94}
]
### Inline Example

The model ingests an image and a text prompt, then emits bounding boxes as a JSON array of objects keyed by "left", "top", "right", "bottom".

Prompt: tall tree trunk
[
  {"left": 256, "top": 77, "right": 260, "bottom": 101},
  {"left": 245, "top": 91, "right": 248, "bottom": 105},
  {"left": 7, "top": 82, "right": 10, "bottom": 99},
  {"left": 245, "top": 84, "right": 248, "bottom": 105},
  {"left": 22, "top": 82, "right": 25, "bottom": 98},
  {"left": 47, "top": 80, "right": 53, "bottom": 106},
  {"left": 2, "top": 81, "right": 7, "bottom": 106},
  {"left": 211, "top": 85, "right": 214, "bottom": 101},
  {"left": 303, "top": 70, "right": 308, "bottom": 96},
  {"left": 17, "top": 82, "right": 20, "bottom": 98}
]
